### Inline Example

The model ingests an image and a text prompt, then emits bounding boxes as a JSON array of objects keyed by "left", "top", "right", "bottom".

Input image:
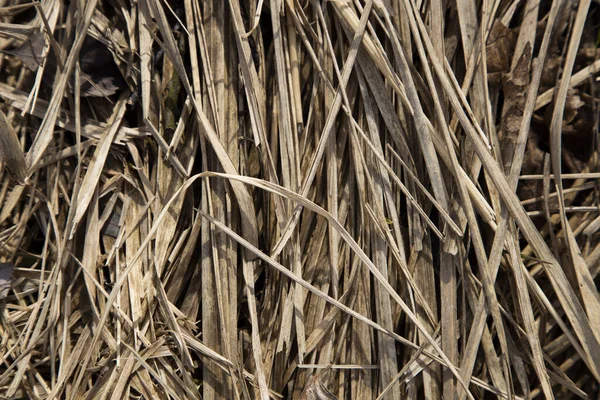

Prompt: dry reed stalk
[{"left": 1, "top": 0, "right": 600, "bottom": 399}]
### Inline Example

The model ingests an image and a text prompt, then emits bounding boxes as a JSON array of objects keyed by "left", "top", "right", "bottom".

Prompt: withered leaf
[
  {"left": 486, "top": 21, "right": 518, "bottom": 75},
  {"left": 0, "top": 109, "right": 27, "bottom": 181},
  {"left": 1, "top": 31, "right": 46, "bottom": 71}
]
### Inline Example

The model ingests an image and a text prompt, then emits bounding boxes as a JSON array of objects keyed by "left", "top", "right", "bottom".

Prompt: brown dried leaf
[
  {"left": 0, "top": 109, "right": 27, "bottom": 181},
  {"left": 1, "top": 31, "right": 46, "bottom": 71},
  {"left": 486, "top": 21, "right": 518, "bottom": 75}
]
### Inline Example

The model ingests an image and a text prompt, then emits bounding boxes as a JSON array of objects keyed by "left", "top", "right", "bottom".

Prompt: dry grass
[{"left": 1, "top": 0, "right": 600, "bottom": 398}]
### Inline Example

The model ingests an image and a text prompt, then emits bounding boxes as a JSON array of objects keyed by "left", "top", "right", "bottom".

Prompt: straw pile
[{"left": 1, "top": 0, "right": 599, "bottom": 398}]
